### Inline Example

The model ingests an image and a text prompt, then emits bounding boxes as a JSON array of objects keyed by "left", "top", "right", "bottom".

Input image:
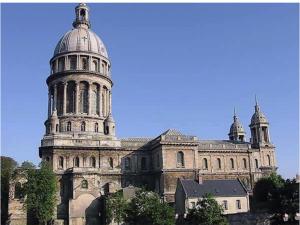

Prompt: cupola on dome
[{"left": 53, "top": 3, "right": 109, "bottom": 59}]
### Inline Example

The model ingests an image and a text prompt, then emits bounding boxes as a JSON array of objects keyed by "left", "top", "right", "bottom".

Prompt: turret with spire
[
  {"left": 228, "top": 108, "right": 246, "bottom": 142},
  {"left": 249, "top": 97, "right": 271, "bottom": 147}
]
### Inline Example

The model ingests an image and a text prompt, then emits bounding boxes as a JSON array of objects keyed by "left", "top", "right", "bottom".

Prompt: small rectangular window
[
  {"left": 191, "top": 202, "right": 195, "bottom": 208},
  {"left": 223, "top": 200, "right": 228, "bottom": 210},
  {"left": 236, "top": 200, "right": 241, "bottom": 209}
]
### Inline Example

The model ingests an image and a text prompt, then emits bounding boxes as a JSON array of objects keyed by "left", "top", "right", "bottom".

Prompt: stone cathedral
[{"left": 9, "top": 3, "right": 277, "bottom": 225}]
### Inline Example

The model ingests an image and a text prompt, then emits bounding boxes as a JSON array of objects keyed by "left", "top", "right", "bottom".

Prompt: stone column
[
  {"left": 89, "top": 56, "right": 92, "bottom": 71},
  {"left": 109, "top": 90, "right": 112, "bottom": 114},
  {"left": 63, "top": 82, "right": 67, "bottom": 115},
  {"left": 53, "top": 84, "right": 57, "bottom": 111},
  {"left": 98, "top": 85, "right": 102, "bottom": 117},
  {"left": 75, "top": 82, "right": 79, "bottom": 114},
  {"left": 88, "top": 82, "right": 92, "bottom": 115},
  {"left": 48, "top": 87, "right": 51, "bottom": 117}
]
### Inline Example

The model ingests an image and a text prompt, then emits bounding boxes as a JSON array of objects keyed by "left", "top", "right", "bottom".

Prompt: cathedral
[{"left": 9, "top": 4, "right": 277, "bottom": 225}]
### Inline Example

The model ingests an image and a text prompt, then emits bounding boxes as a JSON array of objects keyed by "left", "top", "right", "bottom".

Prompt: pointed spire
[
  {"left": 255, "top": 95, "right": 260, "bottom": 112},
  {"left": 233, "top": 107, "right": 237, "bottom": 122}
]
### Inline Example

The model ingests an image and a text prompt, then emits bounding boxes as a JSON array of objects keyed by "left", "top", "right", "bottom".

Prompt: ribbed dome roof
[
  {"left": 251, "top": 111, "right": 268, "bottom": 124},
  {"left": 54, "top": 27, "right": 108, "bottom": 58},
  {"left": 230, "top": 120, "right": 245, "bottom": 134}
]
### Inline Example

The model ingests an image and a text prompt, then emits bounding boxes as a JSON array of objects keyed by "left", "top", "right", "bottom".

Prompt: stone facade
[{"left": 8, "top": 3, "right": 277, "bottom": 225}]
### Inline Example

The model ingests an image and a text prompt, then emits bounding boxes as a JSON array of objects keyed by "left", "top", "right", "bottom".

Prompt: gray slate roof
[{"left": 180, "top": 179, "right": 247, "bottom": 198}]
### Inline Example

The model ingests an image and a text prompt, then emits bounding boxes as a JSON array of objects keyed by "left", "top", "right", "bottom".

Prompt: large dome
[{"left": 54, "top": 27, "right": 109, "bottom": 58}]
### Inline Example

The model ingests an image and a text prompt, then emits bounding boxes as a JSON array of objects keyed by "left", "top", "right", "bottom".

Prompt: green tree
[
  {"left": 253, "top": 173, "right": 284, "bottom": 203},
  {"left": 1, "top": 156, "right": 18, "bottom": 224},
  {"left": 105, "top": 190, "right": 128, "bottom": 225},
  {"left": 24, "top": 161, "right": 57, "bottom": 225},
  {"left": 124, "top": 190, "right": 175, "bottom": 225},
  {"left": 184, "top": 194, "right": 229, "bottom": 225},
  {"left": 20, "top": 161, "right": 36, "bottom": 170}
]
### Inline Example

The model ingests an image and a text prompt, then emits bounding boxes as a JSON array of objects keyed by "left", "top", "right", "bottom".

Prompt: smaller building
[{"left": 175, "top": 178, "right": 250, "bottom": 216}]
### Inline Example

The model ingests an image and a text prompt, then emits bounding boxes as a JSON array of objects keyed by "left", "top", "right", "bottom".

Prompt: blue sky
[{"left": 1, "top": 3, "right": 298, "bottom": 178}]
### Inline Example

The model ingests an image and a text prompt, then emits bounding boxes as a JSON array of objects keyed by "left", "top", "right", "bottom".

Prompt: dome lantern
[{"left": 73, "top": 3, "right": 90, "bottom": 29}]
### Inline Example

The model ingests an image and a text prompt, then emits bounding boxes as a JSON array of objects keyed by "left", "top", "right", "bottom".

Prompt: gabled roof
[{"left": 179, "top": 179, "right": 247, "bottom": 198}]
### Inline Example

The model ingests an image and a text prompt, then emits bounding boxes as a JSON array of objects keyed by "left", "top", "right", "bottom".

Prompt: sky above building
[{"left": 1, "top": 3, "right": 298, "bottom": 178}]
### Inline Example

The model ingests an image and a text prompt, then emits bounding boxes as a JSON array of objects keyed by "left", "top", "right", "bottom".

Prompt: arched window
[
  {"left": 108, "top": 157, "right": 113, "bottom": 169},
  {"left": 230, "top": 158, "right": 235, "bottom": 169},
  {"left": 255, "top": 159, "right": 259, "bottom": 169},
  {"left": 79, "top": 82, "right": 88, "bottom": 113},
  {"left": 125, "top": 157, "right": 131, "bottom": 170},
  {"left": 177, "top": 151, "right": 184, "bottom": 167},
  {"left": 66, "top": 81, "right": 76, "bottom": 113},
  {"left": 267, "top": 155, "right": 271, "bottom": 166},
  {"left": 81, "top": 57, "right": 88, "bottom": 70},
  {"left": 69, "top": 56, "right": 77, "bottom": 70},
  {"left": 58, "top": 57, "right": 65, "bottom": 72},
  {"left": 243, "top": 158, "right": 247, "bottom": 169},
  {"left": 56, "top": 124, "right": 59, "bottom": 132},
  {"left": 81, "top": 180, "right": 88, "bottom": 189},
  {"left": 67, "top": 122, "right": 71, "bottom": 131},
  {"left": 101, "top": 62, "right": 106, "bottom": 75},
  {"left": 92, "top": 60, "right": 98, "bottom": 72},
  {"left": 74, "top": 157, "right": 80, "bottom": 167},
  {"left": 217, "top": 158, "right": 221, "bottom": 169},
  {"left": 45, "top": 156, "right": 50, "bottom": 162},
  {"left": 58, "top": 156, "right": 64, "bottom": 169},
  {"left": 90, "top": 157, "right": 96, "bottom": 168},
  {"left": 81, "top": 121, "right": 86, "bottom": 132},
  {"left": 14, "top": 182, "right": 23, "bottom": 199},
  {"left": 203, "top": 158, "right": 208, "bottom": 170},
  {"left": 141, "top": 157, "right": 147, "bottom": 170},
  {"left": 56, "top": 83, "right": 64, "bottom": 115},
  {"left": 95, "top": 123, "right": 98, "bottom": 132}
]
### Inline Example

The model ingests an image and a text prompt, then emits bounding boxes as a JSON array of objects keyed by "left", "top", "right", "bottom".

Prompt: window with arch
[
  {"left": 81, "top": 57, "right": 88, "bottom": 70},
  {"left": 255, "top": 159, "right": 259, "bottom": 169},
  {"left": 81, "top": 121, "right": 86, "bottom": 132},
  {"left": 90, "top": 156, "right": 96, "bottom": 168},
  {"left": 56, "top": 124, "right": 59, "bottom": 132},
  {"left": 67, "top": 122, "right": 71, "bottom": 131},
  {"left": 230, "top": 158, "right": 235, "bottom": 169},
  {"left": 66, "top": 81, "right": 76, "bottom": 113},
  {"left": 267, "top": 155, "right": 271, "bottom": 166},
  {"left": 74, "top": 157, "right": 80, "bottom": 167},
  {"left": 45, "top": 156, "right": 50, "bottom": 162},
  {"left": 101, "top": 62, "right": 106, "bottom": 75},
  {"left": 141, "top": 157, "right": 147, "bottom": 170},
  {"left": 81, "top": 180, "right": 88, "bottom": 189},
  {"left": 14, "top": 182, "right": 23, "bottom": 199},
  {"left": 243, "top": 158, "right": 247, "bottom": 169},
  {"left": 69, "top": 56, "right": 77, "bottom": 70},
  {"left": 177, "top": 151, "right": 184, "bottom": 167},
  {"left": 125, "top": 157, "right": 131, "bottom": 170},
  {"left": 95, "top": 123, "right": 99, "bottom": 132},
  {"left": 203, "top": 158, "right": 208, "bottom": 170},
  {"left": 217, "top": 158, "right": 221, "bottom": 169},
  {"left": 92, "top": 60, "right": 98, "bottom": 72},
  {"left": 58, "top": 156, "right": 64, "bottom": 169},
  {"left": 58, "top": 57, "right": 65, "bottom": 72},
  {"left": 108, "top": 157, "right": 113, "bottom": 169},
  {"left": 79, "top": 82, "right": 88, "bottom": 113}
]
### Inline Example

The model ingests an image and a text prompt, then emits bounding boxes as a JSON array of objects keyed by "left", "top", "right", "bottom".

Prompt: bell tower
[
  {"left": 228, "top": 108, "right": 246, "bottom": 142},
  {"left": 249, "top": 98, "right": 271, "bottom": 147}
]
